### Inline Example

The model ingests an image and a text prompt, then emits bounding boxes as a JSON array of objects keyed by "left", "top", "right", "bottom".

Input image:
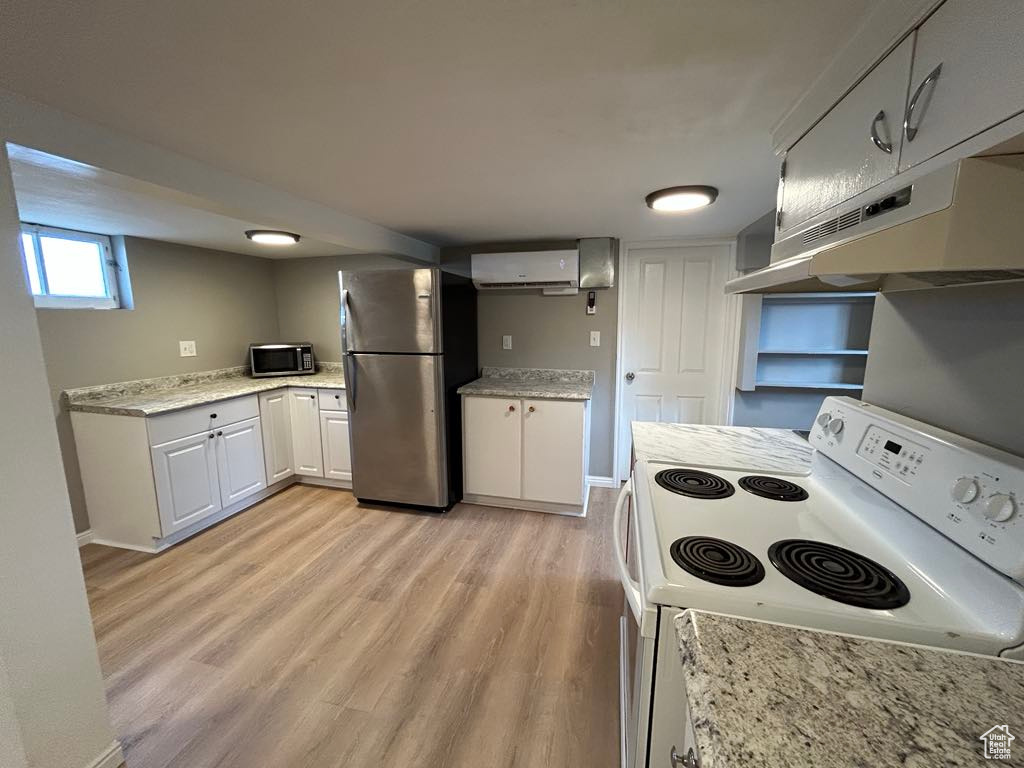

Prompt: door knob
[{"left": 625, "top": 372, "right": 636, "bottom": 382}]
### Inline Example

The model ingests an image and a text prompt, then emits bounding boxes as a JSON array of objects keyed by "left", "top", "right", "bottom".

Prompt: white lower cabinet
[
  {"left": 258, "top": 389, "right": 294, "bottom": 483},
  {"left": 522, "top": 399, "right": 586, "bottom": 505},
  {"left": 288, "top": 388, "right": 324, "bottom": 477},
  {"left": 320, "top": 410, "right": 352, "bottom": 482},
  {"left": 462, "top": 395, "right": 589, "bottom": 514},
  {"left": 73, "top": 387, "right": 351, "bottom": 553},
  {"left": 215, "top": 416, "right": 267, "bottom": 507},
  {"left": 464, "top": 397, "right": 522, "bottom": 499},
  {"left": 151, "top": 430, "right": 222, "bottom": 535}
]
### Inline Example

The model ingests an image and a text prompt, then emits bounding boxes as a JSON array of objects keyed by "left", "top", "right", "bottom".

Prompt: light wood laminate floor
[{"left": 80, "top": 484, "right": 622, "bottom": 768}]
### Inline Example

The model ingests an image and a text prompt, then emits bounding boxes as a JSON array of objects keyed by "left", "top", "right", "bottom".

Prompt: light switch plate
[
  {"left": 502, "top": 335, "right": 512, "bottom": 350},
  {"left": 179, "top": 340, "right": 197, "bottom": 357},
  {"left": 590, "top": 331, "right": 600, "bottom": 347}
]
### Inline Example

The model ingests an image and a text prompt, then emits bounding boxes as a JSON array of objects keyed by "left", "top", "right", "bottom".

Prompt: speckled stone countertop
[
  {"left": 64, "top": 364, "right": 346, "bottom": 417},
  {"left": 675, "top": 611, "right": 1024, "bottom": 768},
  {"left": 631, "top": 422, "right": 813, "bottom": 474},
  {"left": 457, "top": 367, "right": 594, "bottom": 400}
]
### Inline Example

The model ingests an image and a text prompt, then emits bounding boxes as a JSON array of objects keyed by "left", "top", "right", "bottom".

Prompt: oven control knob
[
  {"left": 828, "top": 418, "right": 844, "bottom": 435},
  {"left": 951, "top": 477, "right": 980, "bottom": 504},
  {"left": 984, "top": 493, "right": 1017, "bottom": 523},
  {"left": 816, "top": 412, "right": 832, "bottom": 427}
]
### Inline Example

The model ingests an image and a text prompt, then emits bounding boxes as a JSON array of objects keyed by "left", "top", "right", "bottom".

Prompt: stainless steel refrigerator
[{"left": 339, "top": 268, "right": 477, "bottom": 510}]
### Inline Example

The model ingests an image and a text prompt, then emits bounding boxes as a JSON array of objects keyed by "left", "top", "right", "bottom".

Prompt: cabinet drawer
[
  {"left": 317, "top": 388, "right": 347, "bottom": 411},
  {"left": 148, "top": 395, "right": 259, "bottom": 446}
]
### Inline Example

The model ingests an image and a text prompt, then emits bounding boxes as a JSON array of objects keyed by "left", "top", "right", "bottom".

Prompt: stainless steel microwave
[{"left": 249, "top": 343, "right": 314, "bottom": 377}]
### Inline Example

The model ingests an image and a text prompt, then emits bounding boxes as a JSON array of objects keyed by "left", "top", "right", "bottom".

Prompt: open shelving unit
[{"left": 734, "top": 291, "right": 876, "bottom": 428}]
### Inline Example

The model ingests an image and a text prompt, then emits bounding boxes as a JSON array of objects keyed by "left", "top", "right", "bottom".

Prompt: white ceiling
[
  {"left": 0, "top": 0, "right": 878, "bottom": 247},
  {"left": 8, "top": 146, "right": 359, "bottom": 259}
]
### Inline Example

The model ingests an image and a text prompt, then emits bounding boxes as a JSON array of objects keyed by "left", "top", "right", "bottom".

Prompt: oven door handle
[{"left": 613, "top": 479, "right": 643, "bottom": 621}]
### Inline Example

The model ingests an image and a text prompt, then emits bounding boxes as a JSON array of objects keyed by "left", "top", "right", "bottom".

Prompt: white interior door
[{"left": 618, "top": 243, "right": 733, "bottom": 478}]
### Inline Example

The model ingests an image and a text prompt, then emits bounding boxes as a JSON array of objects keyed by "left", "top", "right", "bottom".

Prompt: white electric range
[{"left": 616, "top": 397, "right": 1024, "bottom": 768}]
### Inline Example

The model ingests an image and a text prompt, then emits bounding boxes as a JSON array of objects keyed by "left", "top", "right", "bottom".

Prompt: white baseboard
[
  {"left": 85, "top": 740, "right": 124, "bottom": 768},
  {"left": 76, "top": 529, "right": 95, "bottom": 548},
  {"left": 586, "top": 475, "right": 618, "bottom": 489},
  {"left": 463, "top": 492, "right": 587, "bottom": 518}
]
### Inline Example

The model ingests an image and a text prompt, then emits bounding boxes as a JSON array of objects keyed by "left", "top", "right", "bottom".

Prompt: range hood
[{"left": 726, "top": 155, "right": 1024, "bottom": 294}]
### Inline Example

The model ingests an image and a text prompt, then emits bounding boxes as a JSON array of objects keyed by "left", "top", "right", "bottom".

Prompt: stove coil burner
[
  {"left": 768, "top": 539, "right": 910, "bottom": 610},
  {"left": 738, "top": 475, "right": 809, "bottom": 502},
  {"left": 670, "top": 536, "right": 765, "bottom": 587},
  {"left": 655, "top": 469, "right": 735, "bottom": 500}
]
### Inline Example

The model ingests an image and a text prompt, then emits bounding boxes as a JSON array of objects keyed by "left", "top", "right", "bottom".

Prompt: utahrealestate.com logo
[{"left": 980, "top": 725, "right": 1015, "bottom": 760}]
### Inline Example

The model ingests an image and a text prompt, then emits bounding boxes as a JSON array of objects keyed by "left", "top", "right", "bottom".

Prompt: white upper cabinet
[
  {"left": 521, "top": 399, "right": 586, "bottom": 505},
  {"left": 899, "top": 0, "right": 1024, "bottom": 171},
  {"left": 259, "top": 389, "right": 294, "bottom": 483},
  {"left": 215, "top": 416, "right": 267, "bottom": 507},
  {"left": 288, "top": 388, "right": 324, "bottom": 477},
  {"left": 151, "top": 431, "right": 221, "bottom": 535},
  {"left": 320, "top": 410, "right": 352, "bottom": 482},
  {"left": 780, "top": 35, "right": 914, "bottom": 233},
  {"left": 464, "top": 397, "right": 522, "bottom": 499}
]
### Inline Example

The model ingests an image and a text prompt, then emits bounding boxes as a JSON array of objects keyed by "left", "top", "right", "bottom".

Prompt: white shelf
[
  {"left": 758, "top": 348, "right": 869, "bottom": 356},
  {"left": 762, "top": 291, "right": 877, "bottom": 300},
  {"left": 754, "top": 381, "right": 864, "bottom": 391}
]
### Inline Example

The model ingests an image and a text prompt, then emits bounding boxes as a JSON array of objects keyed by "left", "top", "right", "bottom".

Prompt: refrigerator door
[
  {"left": 341, "top": 269, "right": 441, "bottom": 353},
  {"left": 346, "top": 352, "right": 448, "bottom": 507}
]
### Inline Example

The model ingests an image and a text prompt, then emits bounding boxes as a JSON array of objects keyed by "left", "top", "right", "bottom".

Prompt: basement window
[{"left": 19, "top": 224, "right": 122, "bottom": 309}]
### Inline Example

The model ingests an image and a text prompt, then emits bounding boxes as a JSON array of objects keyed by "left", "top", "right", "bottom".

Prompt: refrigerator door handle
[
  {"left": 340, "top": 288, "right": 356, "bottom": 412},
  {"left": 339, "top": 288, "right": 350, "bottom": 355}
]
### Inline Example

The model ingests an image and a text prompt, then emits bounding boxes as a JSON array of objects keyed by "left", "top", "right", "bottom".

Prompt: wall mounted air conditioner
[{"left": 471, "top": 249, "right": 580, "bottom": 294}]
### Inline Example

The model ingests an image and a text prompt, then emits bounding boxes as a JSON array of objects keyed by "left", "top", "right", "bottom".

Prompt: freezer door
[
  {"left": 347, "top": 353, "right": 448, "bottom": 507},
  {"left": 341, "top": 269, "right": 441, "bottom": 353}
]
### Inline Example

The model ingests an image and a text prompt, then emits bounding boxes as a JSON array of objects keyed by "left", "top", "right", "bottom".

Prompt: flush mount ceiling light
[
  {"left": 245, "top": 229, "right": 301, "bottom": 245},
  {"left": 645, "top": 185, "right": 719, "bottom": 213}
]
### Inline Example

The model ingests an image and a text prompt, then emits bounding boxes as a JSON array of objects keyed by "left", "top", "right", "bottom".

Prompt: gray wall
[
  {"left": 272, "top": 253, "right": 412, "bottom": 360},
  {"left": 36, "top": 237, "right": 281, "bottom": 532},
  {"left": 444, "top": 241, "right": 618, "bottom": 478},
  {"left": 863, "top": 282, "right": 1024, "bottom": 456}
]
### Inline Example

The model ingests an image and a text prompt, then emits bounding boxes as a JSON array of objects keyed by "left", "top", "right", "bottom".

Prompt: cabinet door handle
[
  {"left": 869, "top": 109, "right": 892, "bottom": 154},
  {"left": 210, "top": 413, "right": 218, "bottom": 419},
  {"left": 904, "top": 63, "right": 942, "bottom": 142},
  {"left": 208, "top": 433, "right": 215, "bottom": 440},
  {"left": 508, "top": 405, "right": 516, "bottom": 412},
  {"left": 216, "top": 431, "right": 223, "bottom": 436},
  {"left": 528, "top": 406, "right": 535, "bottom": 413}
]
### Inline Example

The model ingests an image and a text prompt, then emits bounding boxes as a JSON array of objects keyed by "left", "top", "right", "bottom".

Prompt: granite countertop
[
  {"left": 457, "top": 367, "right": 594, "bottom": 401},
  {"left": 631, "top": 422, "right": 813, "bottom": 474},
  {"left": 676, "top": 611, "right": 1024, "bottom": 768},
  {"left": 64, "top": 365, "right": 346, "bottom": 417}
]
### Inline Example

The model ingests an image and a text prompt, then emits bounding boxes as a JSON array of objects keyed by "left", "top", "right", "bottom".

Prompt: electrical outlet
[
  {"left": 590, "top": 331, "right": 600, "bottom": 347},
  {"left": 502, "top": 335, "right": 512, "bottom": 350},
  {"left": 179, "top": 340, "right": 197, "bottom": 357}
]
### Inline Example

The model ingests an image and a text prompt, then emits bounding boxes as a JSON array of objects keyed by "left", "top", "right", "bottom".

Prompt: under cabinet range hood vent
[
  {"left": 472, "top": 249, "right": 580, "bottom": 294},
  {"left": 726, "top": 155, "right": 1024, "bottom": 294}
]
